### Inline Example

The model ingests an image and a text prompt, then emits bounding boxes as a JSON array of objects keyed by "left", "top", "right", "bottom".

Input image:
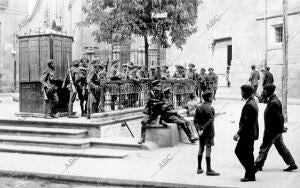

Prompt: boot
[
  {"left": 138, "top": 127, "right": 146, "bottom": 144},
  {"left": 283, "top": 164, "right": 298, "bottom": 171},
  {"left": 182, "top": 123, "right": 198, "bottom": 143},
  {"left": 197, "top": 155, "right": 203, "bottom": 174},
  {"left": 206, "top": 157, "right": 220, "bottom": 176}
]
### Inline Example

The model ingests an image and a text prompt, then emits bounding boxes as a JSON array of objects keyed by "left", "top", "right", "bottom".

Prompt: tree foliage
[{"left": 82, "top": 0, "right": 200, "bottom": 49}]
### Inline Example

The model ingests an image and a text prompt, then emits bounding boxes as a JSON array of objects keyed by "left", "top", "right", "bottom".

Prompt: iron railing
[{"left": 96, "top": 79, "right": 196, "bottom": 112}]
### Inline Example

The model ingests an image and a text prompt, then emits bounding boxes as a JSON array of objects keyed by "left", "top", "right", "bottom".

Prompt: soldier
[
  {"left": 161, "top": 87, "right": 198, "bottom": 143},
  {"left": 249, "top": 65, "right": 260, "bottom": 96},
  {"left": 161, "top": 65, "right": 170, "bottom": 80},
  {"left": 139, "top": 80, "right": 164, "bottom": 144},
  {"left": 77, "top": 60, "right": 88, "bottom": 116},
  {"left": 207, "top": 68, "right": 218, "bottom": 100},
  {"left": 149, "top": 66, "right": 157, "bottom": 80},
  {"left": 129, "top": 65, "right": 141, "bottom": 107},
  {"left": 86, "top": 60, "right": 101, "bottom": 119},
  {"left": 62, "top": 59, "right": 80, "bottom": 118},
  {"left": 40, "top": 59, "right": 59, "bottom": 119},
  {"left": 198, "top": 68, "right": 207, "bottom": 102},
  {"left": 187, "top": 63, "right": 199, "bottom": 96},
  {"left": 187, "top": 63, "right": 198, "bottom": 80}
]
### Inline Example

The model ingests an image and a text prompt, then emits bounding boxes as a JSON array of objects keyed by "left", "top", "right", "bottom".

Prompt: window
[{"left": 274, "top": 25, "right": 283, "bottom": 43}]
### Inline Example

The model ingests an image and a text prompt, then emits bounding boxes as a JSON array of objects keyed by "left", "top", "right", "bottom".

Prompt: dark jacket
[
  {"left": 264, "top": 95, "right": 284, "bottom": 138},
  {"left": 194, "top": 102, "right": 215, "bottom": 138},
  {"left": 262, "top": 71, "right": 274, "bottom": 86},
  {"left": 237, "top": 97, "right": 259, "bottom": 140}
]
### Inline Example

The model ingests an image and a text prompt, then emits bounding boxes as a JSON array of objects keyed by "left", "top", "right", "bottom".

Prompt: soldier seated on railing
[
  {"left": 139, "top": 80, "right": 164, "bottom": 144},
  {"left": 161, "top": 87, "right": 198, "bottom": 144}
]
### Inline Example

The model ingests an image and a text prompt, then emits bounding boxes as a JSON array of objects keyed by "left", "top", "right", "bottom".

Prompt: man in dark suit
[
  {"left": 234, "top": 85, "right": 259, "bottom": 182},
  {"left": 249, "top": 65, "right": 260, "bottom": 96},
  {"left": 255, "top": 84, "right": 297, "bottom": 172},
  {"left": 259, "top": 66, "right": 274, "bottom": 103}
]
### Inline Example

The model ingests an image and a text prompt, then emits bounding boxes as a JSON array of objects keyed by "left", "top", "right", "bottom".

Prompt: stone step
[
  {"left": 0, "top": 135, "right": 145, "bottom": 150},
  {"left": 0, "top": 135, "right": 90, "bottom": 149},
  {"left": 0, "top": 145, "right": 128, "bottom": 158},
  {"left": 0, "top": 126, "right": 88, "bottom": 138}
]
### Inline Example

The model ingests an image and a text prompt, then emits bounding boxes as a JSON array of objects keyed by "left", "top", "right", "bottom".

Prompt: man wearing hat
[
  {"left": 149, "top": 66, "right": 157, "bottom": 80},
  {"left": 161, "top": 65, "right": 170, "bottom": 79},
  {"left": 187, "top": 63, "right": 198, "bottom": 80},
  {"left": 139, "top": 80, "right": 164, "bottom": 144},
  {"left": 198, "top": 68, "right": 207, "bottom": 102},
  {"left": 249, "top": 65, "right": 260, "bottom": 97},
  {"left": 86, "top": 60, "right": 101, "bottom": 119},
  {"left": 161, "top": 87, "right": 198, "bottom": 143},
  {"left": 206, "top": 68, "right": 218, "bottom": 100},
  {"left": 259, "top": 66, "right": 274, "bottom": 103},
  {"left": 62, "top": 59, "right": 80, "bottom": 118},
  {"left": 40, "top": 59, "right": 59, "bottom": 119}
]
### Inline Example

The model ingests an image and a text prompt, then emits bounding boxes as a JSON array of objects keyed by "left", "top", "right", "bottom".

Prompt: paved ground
[{"left": 0, "top": 93, "right": 299, "bottom": 188}]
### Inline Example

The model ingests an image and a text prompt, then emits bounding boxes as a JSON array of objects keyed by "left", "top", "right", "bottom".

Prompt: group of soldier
[{"left": 40, "top": 56, "right": 219, "bottom": 120}]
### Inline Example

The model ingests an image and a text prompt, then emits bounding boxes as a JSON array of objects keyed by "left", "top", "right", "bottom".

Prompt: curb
[{"left": 0, "top": 170, "right": 236, "bottom": 188}]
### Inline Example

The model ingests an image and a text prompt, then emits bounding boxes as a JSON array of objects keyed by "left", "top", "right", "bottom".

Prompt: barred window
[{"left": 275, "top": 25, "right": 283, "bottom": 43}]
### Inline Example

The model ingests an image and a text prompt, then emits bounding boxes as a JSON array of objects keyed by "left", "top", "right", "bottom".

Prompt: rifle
[{"left": 67, "top": 55, "right": 77, "bottom": 94}]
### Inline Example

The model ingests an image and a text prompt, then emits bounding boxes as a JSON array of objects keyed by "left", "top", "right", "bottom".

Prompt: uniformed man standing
[
  {"left": 187, "top": 63, "right": 199, "bottom": 96},
  {"left": 40, "top": 59, "right": 59, "bottom": 119},
  {"left": 77, "top": 60, "right": 88, "bottom": 116},
  {"left": 63, "top": 59, "right": 80, "bottom": 118},
  {"left": 198, "top": 68, "right": 207, "bottom": 102},
  {"left": 149, "top": 66, "right": 157, "bottom": 80},
  {"left": 139, "top": 80, "right": 164, "bottom": 144},
  {"left": 161, "top": 87, "right": 198, "bottom": 143},
  {"left": 161, "top": 65, "right": 170, "bottom": 80},
  {"left": 207, "top": 68, "right": 218, "bottom": 100},
  {"left": 86, "top": 60, "right": 101, "bottom": 119}
]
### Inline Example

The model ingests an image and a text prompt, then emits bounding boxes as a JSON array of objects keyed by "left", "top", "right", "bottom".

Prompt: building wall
[
  {"left": 166, "top": 0, "right": 300, "bottom": 98},
  {"left": 0, "top": 0, "right": 28, "bottom": 90}
]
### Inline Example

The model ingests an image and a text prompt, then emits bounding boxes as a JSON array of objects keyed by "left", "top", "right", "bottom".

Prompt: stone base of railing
[{"left": 145, "top": 124, "right": 181, "bottom": 147}]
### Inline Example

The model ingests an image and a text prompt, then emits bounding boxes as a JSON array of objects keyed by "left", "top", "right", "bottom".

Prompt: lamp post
[
  {"left": 151, "top": 12, "right": 167, "bottom": 80},
  {"left": 11, "top": 49, "right": 17, "bottom": 91}
]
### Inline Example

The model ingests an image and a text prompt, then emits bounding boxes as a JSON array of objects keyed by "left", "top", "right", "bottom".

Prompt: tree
[{"left": 82, "top": 0, "right": 200, "bottom": 71}]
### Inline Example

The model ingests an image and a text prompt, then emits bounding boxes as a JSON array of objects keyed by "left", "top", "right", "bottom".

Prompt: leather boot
[{"left": 138, "top": 126, "right": 146, "bottom": 144}]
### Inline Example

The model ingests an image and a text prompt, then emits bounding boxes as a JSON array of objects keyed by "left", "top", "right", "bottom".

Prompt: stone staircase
[{"left": 0, "top": 114, "right": 145, "bottom": 158}]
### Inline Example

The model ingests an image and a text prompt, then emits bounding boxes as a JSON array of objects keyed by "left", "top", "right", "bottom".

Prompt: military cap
[
  {"left": 91, "top": 59, "right": 98, "bottom": 65},
  {"left": 201, "top": 68, "right": 206, "bottom": 72},
  {"left": 47, "top": 59, "right": 54, "bottom": 65},
  {"left": 72, "top": 60, "right": 79, "bottom": 66},
  {"left": 163, "top": 87, "right": 171, "bottom": 94},
  {"left": 208, "top": 67, "right": 214, "bottom": 71},
  {"left": 251, "top": 65, "right": 256, "bottom": 69},
  {"left": 188, "top": 63, "right": 195, "bottom": 68},
  {"left": 265, "top": 66, "right": 270, "bottom": 71}
]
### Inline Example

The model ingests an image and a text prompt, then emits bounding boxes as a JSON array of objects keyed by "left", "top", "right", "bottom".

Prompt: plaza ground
[{"left": 0, "top": 90, "right": 299, "bottom": 188}]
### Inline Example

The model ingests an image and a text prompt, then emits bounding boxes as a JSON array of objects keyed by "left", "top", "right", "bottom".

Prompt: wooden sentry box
[{"left": 18, "top": 33, "right": 73, "bottom": 113}]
